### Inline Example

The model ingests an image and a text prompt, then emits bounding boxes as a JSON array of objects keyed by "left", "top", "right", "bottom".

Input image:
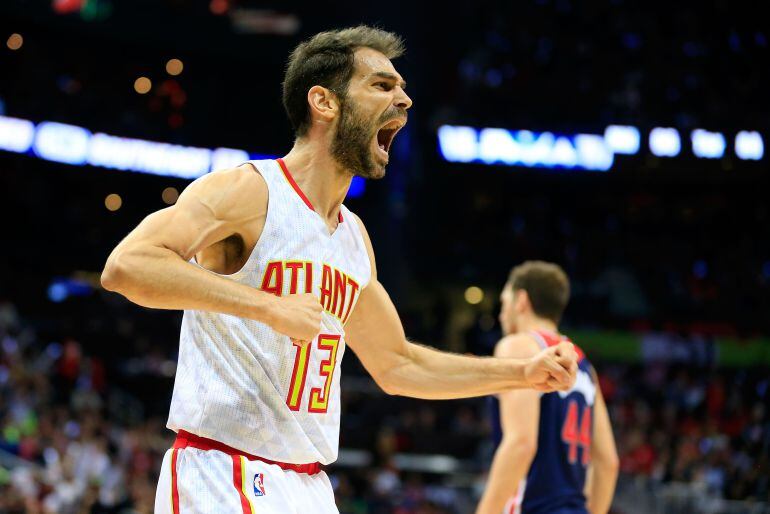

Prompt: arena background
[{"left": 1, "top": 1, "right": 769, "bottom": 513}]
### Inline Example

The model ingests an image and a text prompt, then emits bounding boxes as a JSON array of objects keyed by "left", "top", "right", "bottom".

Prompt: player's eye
[{"left": 375, "top": 82, "right": 392, "bottom": 91}]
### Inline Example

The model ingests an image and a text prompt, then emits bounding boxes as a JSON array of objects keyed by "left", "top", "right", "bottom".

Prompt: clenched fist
[
  {"left": 266, "top": 293, "right": 323, "bottom": 347},
  {"left": 524, "top": 341, "right": 578, "bottom": 392}
]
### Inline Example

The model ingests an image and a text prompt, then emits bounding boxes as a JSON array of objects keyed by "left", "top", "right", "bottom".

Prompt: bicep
[
  {"left": 495, "top": 337, "right": 541, "bottom": 441},
  {"left": 498, "top": 387, "right": 540, "bottom": 440},
  {"left": 111, "top": 165, "right": 266, "bottom": 260},
  {"left": 344, "top": 278, "right": 408, "bottom": 381}
]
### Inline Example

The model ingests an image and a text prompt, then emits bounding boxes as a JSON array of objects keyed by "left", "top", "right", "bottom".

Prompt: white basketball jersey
[{"left": 167, "top": 158, "right": 371, "bottom": 465}]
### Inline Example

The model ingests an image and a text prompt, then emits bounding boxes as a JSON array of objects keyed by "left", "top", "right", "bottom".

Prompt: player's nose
[{"left": 395, "top": 88, "right": 412, "bottom": 110}]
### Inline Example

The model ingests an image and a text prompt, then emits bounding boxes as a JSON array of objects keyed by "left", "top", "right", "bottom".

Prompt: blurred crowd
[
  {"left": 1, "top": 2, "right": 769, "bottom": 513},
  {"left": 406, "top": 177, "right": 770, "bottom": 338},
  {"left": 1, "top": 297, "right": 768, "bottom": 514},
  {"left": 431, "top": 0, "right": 769, "bottom": 130},
  {"left": 4, "top": 1, "right": 770, "bottom": 154},
  {"left": 604, "top": 362, "right": 769, "bottom": 503}
]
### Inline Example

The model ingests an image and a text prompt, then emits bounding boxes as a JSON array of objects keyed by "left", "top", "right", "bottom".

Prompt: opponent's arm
[
  {"left": 585, "top": 369, "right": 619, "bottom": 514},
  {"left": 475, "top": 336, "right": 541, "bottom": 514},
  {"left": 100, "top": 164, "right": 322, "bottom": 342},
  {"left": 344, "top": 215, "right": 578, "bottom": 399}
]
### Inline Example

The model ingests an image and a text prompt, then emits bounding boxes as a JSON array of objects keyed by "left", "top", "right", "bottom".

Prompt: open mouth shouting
[{"left": 373, "top": 118, "right": 405, "bottom": 162}]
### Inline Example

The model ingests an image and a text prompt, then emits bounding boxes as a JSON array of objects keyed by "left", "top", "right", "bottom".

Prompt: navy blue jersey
[{"left": 491, "top": 330, "right": 596, "bottom": 514}]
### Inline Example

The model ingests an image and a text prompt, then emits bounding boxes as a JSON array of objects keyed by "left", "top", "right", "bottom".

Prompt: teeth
[{"left": 379, "top": 144, "right": 385, "bottom": 151}]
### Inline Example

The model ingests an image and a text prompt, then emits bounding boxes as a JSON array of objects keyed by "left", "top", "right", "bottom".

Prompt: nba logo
[{"left": 253, "top": 473, "right": 266, "bottom": 497}]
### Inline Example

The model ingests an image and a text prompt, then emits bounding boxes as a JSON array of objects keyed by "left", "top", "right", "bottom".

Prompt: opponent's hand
[
  {"left": 266, "top": 293, "right": 322, "bottom": 347},
  {"left": 524, "top": 341, "right": 578, "bottom": 392}
]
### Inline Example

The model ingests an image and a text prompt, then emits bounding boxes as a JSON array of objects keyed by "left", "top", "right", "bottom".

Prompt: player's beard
[{"left": 330, "top": 99, "right": 394, "bottom": 180}]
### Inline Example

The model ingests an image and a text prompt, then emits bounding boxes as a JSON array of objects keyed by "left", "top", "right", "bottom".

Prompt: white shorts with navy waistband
[{"left": 154, "top": 447, "right": 339, "bottom": 514}]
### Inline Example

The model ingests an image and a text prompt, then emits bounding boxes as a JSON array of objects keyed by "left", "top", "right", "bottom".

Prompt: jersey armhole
[
  {"left": 343, "top": 206, "right": 373, "bottom": 290},
  {"left": 190, "top": 161, "right": 272, "bottom": 279}
]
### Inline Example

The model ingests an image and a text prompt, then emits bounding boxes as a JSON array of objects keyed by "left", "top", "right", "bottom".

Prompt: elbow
[
  {"left": 100, "top": 259, "right": 123, "bottom": 292},
  {"left": 379, "top": 383, "right": 400, "bottom": 396},
  {"left": 501, "top": 436, "right": 538, "bottom": 461},
  {"left": 375, "top": 373, "right": 403, "bottom": 396},
  {"left": 517, "top": 439, "right": 538, "bottom": 461},
  {"left": 371, "top": 354, "right": 411, "bottom": 396},
  {"left": 101, "top": 251, "right": 133, "bottom": 293},
  {"left": 595, "top": 450, "right": 620, "bottom": 476}
]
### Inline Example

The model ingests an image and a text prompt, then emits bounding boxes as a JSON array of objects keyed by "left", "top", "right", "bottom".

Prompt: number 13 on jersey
[{"left": 286, "top": 334, "right": 341, "bottom": 413}]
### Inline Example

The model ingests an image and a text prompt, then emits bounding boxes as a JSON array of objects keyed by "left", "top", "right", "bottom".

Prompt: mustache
[{"left": 378, "top": 107, "right": 408, "bottom": 125}]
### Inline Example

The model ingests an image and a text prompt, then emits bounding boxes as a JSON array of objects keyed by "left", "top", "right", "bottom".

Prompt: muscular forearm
[
  {"left": 476, "top": 439, "right": 534, "bottom": 514},
  {"left": 101, "top": 245, "right": 274, "bottom": 321},
  {"left": 380, "top": 342, "right": 529, "bottom": 399}
]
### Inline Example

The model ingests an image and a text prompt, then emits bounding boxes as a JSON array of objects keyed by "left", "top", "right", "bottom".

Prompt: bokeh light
[
  {"left": 166, "top": 58, "right": 184, "bottom": 76},
  {"left": 134, "top": 76, "right": 152, "bottom": 94},
  {"left": 105, "top": 193, "right": 122, "bottom": 211},
  {"left": 7, "top": 33, "right": 23, "bottom": 51}
]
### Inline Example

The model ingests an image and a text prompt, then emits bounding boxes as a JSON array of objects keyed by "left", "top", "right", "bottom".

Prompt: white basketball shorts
[{"left": 154, "top": 430, "right": 338, "bottom": 514}]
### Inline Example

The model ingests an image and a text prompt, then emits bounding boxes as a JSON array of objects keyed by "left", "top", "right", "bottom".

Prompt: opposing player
[
  {"left": 100, "top": 27, "right": 578, "bottom": 513},
  {"left": 476, "top": 262, "right": 619, "bottom": 514}
]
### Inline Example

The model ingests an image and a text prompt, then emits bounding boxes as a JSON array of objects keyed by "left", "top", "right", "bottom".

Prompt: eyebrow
[{"left": 369, "top": 71, "right": 407, "bottom": 90}]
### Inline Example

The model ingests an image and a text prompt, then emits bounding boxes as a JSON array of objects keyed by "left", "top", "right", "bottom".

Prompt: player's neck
[
  {"left": 282, "top": 138, "right": 352, "bottom": 223},
  {"left": 517, "top": 316, "right": 559, "bottom": 335}
]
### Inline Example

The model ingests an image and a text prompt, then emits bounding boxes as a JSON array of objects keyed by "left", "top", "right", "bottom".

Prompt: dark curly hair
[{"left": 282, "top": 25, "right": 405, "bottom": 137}]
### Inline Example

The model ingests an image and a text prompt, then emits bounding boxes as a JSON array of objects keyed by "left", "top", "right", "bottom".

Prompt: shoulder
[
  {"left": 494, "top": 333, "right": 542, "bottom": 359},
  {"left": 180, "top": 164, "right": 267, "bottom": 220},
  {"left": 199, "top": 163, "right": 267, "bottom": 199},
  {"left": 349, "top": 211, "right": 377, "bottom": 280},
  {"left": 348, "top": 211, "right": 369, "bottom": 239}
]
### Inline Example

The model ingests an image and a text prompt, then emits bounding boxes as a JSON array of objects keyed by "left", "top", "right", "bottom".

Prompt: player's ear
[
  {"left": 515, "top": 289, "right": 530, "bottom": 313},
  {"left": 307, "top": 85, "right": 340, "bottom": 126}
]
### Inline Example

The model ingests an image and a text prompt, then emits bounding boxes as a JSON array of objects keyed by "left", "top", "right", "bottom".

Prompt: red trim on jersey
[
  {"left": 276, "top": 158, "right": 344, "bottom": 223},
  {"left": 534, "top": 330, "right": 586, "bottom": 362},
  {"left": 171, "top": 448, "right": 180, "bottom": 514},
  {"left": 231, "top": 455, "right": 252, "bottom": 514},
  {"left": 174, "top": 430, "right": 322, "bottom": 475}
]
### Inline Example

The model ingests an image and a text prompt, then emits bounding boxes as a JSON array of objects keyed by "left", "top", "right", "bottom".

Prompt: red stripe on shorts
[
  {"left": 171, "top": 448, "right": 180, "bottom": 514},
  {"left": 174, "top": 430, "right": 321, "bottom": 475},
  {"left": 231, "top": 455, "right": 253, "bottom": 514}
]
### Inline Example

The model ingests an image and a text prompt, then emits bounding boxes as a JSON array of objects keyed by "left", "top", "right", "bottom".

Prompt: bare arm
[
  {"left": 100, "top": 164, "right": 322, "bottom": 342},
  {"left": 585, "top": 369, "right": 619, "bottom": 514},
  {"left": 344, "top": 215, "right": 578, "bottom": 399},
  {"left": 476, "top": 335, "right": 542, "bottom": 514}
]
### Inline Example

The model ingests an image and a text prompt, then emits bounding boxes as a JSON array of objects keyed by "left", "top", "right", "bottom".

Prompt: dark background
[{"left": 0, "top": 1, "right": 768, "bottom": 513}]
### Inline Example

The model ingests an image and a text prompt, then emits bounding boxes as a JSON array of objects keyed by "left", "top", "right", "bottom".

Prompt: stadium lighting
[
  {"left": 649, "top": 127, "right": 681, "bottom": 157},
  {"left": 438, "top": 125, "right": 613, "bottom": 171},
  {"left": 604, "top": 125, "right": 641, "bottom": 154},
  {"left": 88, "top": 132, "right": 212, "bottom": 178},
  {"left": 0, "top": 116, "right": 35, "bottom": 152},
  {"left": 735, "top": 131, "right": 764, "bottom": 160},
  {"left": 0, "top": 115, "right": 366, "bottom": 198},
  {"left": 464, "top": 286, "right": 484, "bottom": 304},
  {"left": 6, "top": 33, "right": 23, "bottom": 51},
  {"left": 437, "top": 125, "right": 478, "bottom": 163},
  {"left": 211, "top": 147, "right": 250, "bottom": 171},
  {"left": 162, "top": 187, "right": 179, "bottom": 205},
  {"left": 575, "top": 134, "right": 615, "bottom": 171},
  {"left": 166, "top": 58, "right": 184, "bottom": 76},
  {"left": 134, "top": 77, "right": 152, "bottom": 94},
  {"left": 105, "top": 193, "right": 122, "bottom": 211},
  {"left": 691, "top": 129, "right": 726, "bottom": 159},
  {"left": 33, "top": 121, "right": 90, "bottom": 165}
]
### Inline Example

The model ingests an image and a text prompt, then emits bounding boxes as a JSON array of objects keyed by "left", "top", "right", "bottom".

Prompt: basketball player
[
  {"left": 475, "top": 262, "right": 618, "bottom": 514},
  {"left": 100, "top": 27, "right": 579, "bottom": 514}
]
